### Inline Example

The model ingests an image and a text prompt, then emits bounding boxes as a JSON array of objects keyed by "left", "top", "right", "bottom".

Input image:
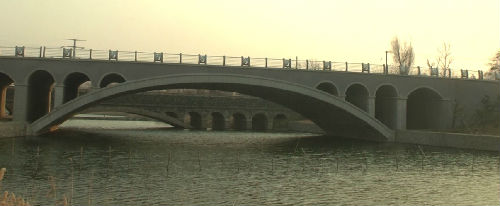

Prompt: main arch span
[{"left": 29, "top": 73, "right": 394, "bottom": 141}]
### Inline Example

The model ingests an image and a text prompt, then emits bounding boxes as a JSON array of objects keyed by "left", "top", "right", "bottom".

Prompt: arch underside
[
  {"left": 82, "top": 106, "right": 190, "bottom": 129},
  {"left": 29, "top": 74, "right": 394, "bottom": 141}
]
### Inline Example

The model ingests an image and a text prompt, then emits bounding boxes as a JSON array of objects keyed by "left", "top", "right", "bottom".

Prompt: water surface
[{"left": 0, "top": 119, "right": 498, "bottom": 205}]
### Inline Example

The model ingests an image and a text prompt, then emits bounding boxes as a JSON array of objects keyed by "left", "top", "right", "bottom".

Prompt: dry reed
[{"left": 0, "top": 168, "right": 31, "bottom": 206}]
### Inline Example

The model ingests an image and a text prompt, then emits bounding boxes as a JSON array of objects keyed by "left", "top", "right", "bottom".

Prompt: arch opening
[
  {"left": 316, "top": 82, "right": 338, "bottom": 96},
  {"left": 188, "top": 112, "right": 203, "bottom": 129},
  {"left": 375, "top": 85, "right": 398, "bottom": 129},
  {"left": 252, "top": 113, "right": 268, "bottom": 131},
  {"left": 64, "top": 72, "right": 91, "bottom": 103},
  {"left": 232, "top": 113, "right": 247, "bottom": 130},
  {"left": 27, "top": 70, "right": 55, "bottom": 123},
  {"left": 0, "top": 73, "right": 14, "bottom": 119},
  {"left": 100, "top": 73, "right": 125, "bottom": 88},
  {"left": 80, "top": 106, "right": 187, "bottom": 128},
  {"left": 407, "top": 88, "right": 443, "bottom": 130},
  {"left": 272, "top": 114, "right": 288, "bottom": 130},
  {"left": 345, "top": 84, "right": 369, "bottom": 112},
  {"left": 211, "top": 112, "right": 225, "bottom": 130}
]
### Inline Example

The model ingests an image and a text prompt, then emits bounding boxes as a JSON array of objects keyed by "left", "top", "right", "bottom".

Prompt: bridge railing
[{"left": 0, "top": 46, "right": 493, "bottom": 81}]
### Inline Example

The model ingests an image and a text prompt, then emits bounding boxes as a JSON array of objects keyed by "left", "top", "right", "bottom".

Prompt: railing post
[
  {"left": 306, "top": 60, "right": 309, "bottom": 70},
  {"left": 134, "top": 51, "right": 137, "bottom": 62},
  {"left": 265, "top": 58, "right": 268, "bottom": 68},
  {"left": 295, "top": 56, "right": 298, "bottom": 69},
  {"left": 417, "top": 66, "right": 421, "bottom": 75},
  {"left": 89, "top": 49, "right": 92, "bottom": 60},
  {"left": 39, "top": 46, "right": 42, "bottom": 58},
  {"left": 448, "top": 69, "right": 451, "bottom": 78},
  {"left": 223, "top": 56, "right": 226, "bottom": 66},
  {"left": 241, "top": 56, "right": 244, "bottom": 66},
  {"left": 42, "top": 46, "right": 46, "bottom": 58},
  {"left": 345, "top": 62, "right": 348, "bottom": 72}
]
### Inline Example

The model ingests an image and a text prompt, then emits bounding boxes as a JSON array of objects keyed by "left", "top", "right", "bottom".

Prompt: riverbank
[{"left": 395, "top": 130, "right": 500, "bottom": 151}]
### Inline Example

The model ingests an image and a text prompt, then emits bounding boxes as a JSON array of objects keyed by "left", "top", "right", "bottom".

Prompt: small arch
[
  {"left": 63, "top": 72, "right": 91, "bottom": 103},
  {"left": 188, "top": 112, "right": 202, "bottom": 129},
  {"left": 166, "top": 112, "right": 178, "bottom": 119},
  {"left": 0, "top": 73, "right": 14, "bottom": 119},
  {"left": 405, "top": 86, "right": 443, "bottom": 99},
  {"left": 316, "top": 82, "right": 338, "bottom": 96},
  {"left": 27, "top": 70, "right": 55, "bottom": 122},
  {"left": 272, "top": 114, "right": 288, "bottom": 130},
  {"left": 252, "top": 113, "right": 268, "bottom": 131},
  {"left": 345, "top": 83, "right": 369, "bottom": 112},
  {"left": 99, "top": 73, "right": 126, "bottom": 88},
  {"left": 211, "top": 112, "right": 225, "bottom": 130},
  {"left": 407, "top": 87, "right": 443, "bottom": 130},
  {"left": 232, "top": 113, "right": 247, "bottom": 130},
  {"left": 375, "top": 85, "right": 398, "bottom": 129}
]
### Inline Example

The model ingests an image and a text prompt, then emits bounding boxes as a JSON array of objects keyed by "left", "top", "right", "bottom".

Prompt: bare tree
[
  {"left": 391, "top": 37, "right": 415, "bottom": 75},
  {"left": 485, "top": 50, "right": 500, "bottom": 80},
  {"left": 436, "top": 42, "right": 453, "bottom": 77},
  {"left": 489, "top": 50, "right": 500, "bottom": 71}
]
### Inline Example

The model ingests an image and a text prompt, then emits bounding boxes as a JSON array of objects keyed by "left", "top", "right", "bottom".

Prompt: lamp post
[
  {"left": 385, "top": 50, "right": 391, "bottom": 74},
  {"left": 65, "top": 39, "right": 86, "bottom": 59}
]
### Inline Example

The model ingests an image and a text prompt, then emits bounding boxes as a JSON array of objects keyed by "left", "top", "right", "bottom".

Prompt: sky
[{"left": 0, "top": 0, "right": 498, "bottom": 70}]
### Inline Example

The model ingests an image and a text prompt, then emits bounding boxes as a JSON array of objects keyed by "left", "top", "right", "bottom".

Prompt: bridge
[{"left": 0, "top": 46, "right": 498, "bottom": 141}]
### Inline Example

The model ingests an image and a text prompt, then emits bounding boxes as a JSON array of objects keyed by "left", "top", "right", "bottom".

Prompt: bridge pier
[
  {"left": 438, "top": 99, "right": 454, "bottom": 129},
  {"left": 368, "top": 96, "right": 376, "bottom": 117},
  {"left": 267, "top": 119, "right": 274, "bottom": 131},
  {"left": 12, "top": 85, "right": 28, "bottom": 122},
  {"left": 395, "top": 98, "right": 407, "bottom": 130},
  {"left": 53, "top": 85, "right": 65, "bottom": 108},
  {"left": 245, "top": 117, "right": 252, "bottom": 131}
]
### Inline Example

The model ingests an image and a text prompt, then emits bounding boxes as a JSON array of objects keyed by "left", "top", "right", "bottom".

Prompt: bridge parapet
[{"left": 0, "top": 46, "right": 492, "bottom": 80}]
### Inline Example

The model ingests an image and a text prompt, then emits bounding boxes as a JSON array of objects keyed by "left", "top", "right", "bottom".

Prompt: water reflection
[{"left": 0, "top": 120, "right": 498, "bottom": 205}]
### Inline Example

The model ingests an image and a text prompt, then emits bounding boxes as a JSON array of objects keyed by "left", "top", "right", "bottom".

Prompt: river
[{"left": 0, "top": 119, "right": 498, "bottom": 205}]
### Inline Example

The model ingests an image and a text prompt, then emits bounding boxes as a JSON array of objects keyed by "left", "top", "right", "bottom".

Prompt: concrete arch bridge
[{"left": 0, "top": 56, "right": 497, "bottom": 142}]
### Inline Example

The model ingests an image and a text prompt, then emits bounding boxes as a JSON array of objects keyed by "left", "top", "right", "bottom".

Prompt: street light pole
[
  {"left": 385, "top": 50, "right": 391, "bottom": 74},
  {"left": 65, "top": 39, "right": 86, "bottom": 58}
]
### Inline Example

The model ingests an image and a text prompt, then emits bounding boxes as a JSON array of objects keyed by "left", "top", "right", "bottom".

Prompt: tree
[
  {"left": 485, "top": 50, "right": 500, "bottom": 80},
  {"left": 427, "top": 42, "right": 453, "bottom": 77},
  {"left": 489, "top": 50, "right": 500, "bottom": 71},
  {"left": 437, "top": 42, "right": 453, "bottom": 77},
  {"left": 391, "top": 37, "right": 415, "bottom": 75}
]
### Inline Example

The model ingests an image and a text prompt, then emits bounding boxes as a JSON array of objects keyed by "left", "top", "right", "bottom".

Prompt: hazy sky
[{"left": 0, "top": 0, "right": 498, "bottom": 70}]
